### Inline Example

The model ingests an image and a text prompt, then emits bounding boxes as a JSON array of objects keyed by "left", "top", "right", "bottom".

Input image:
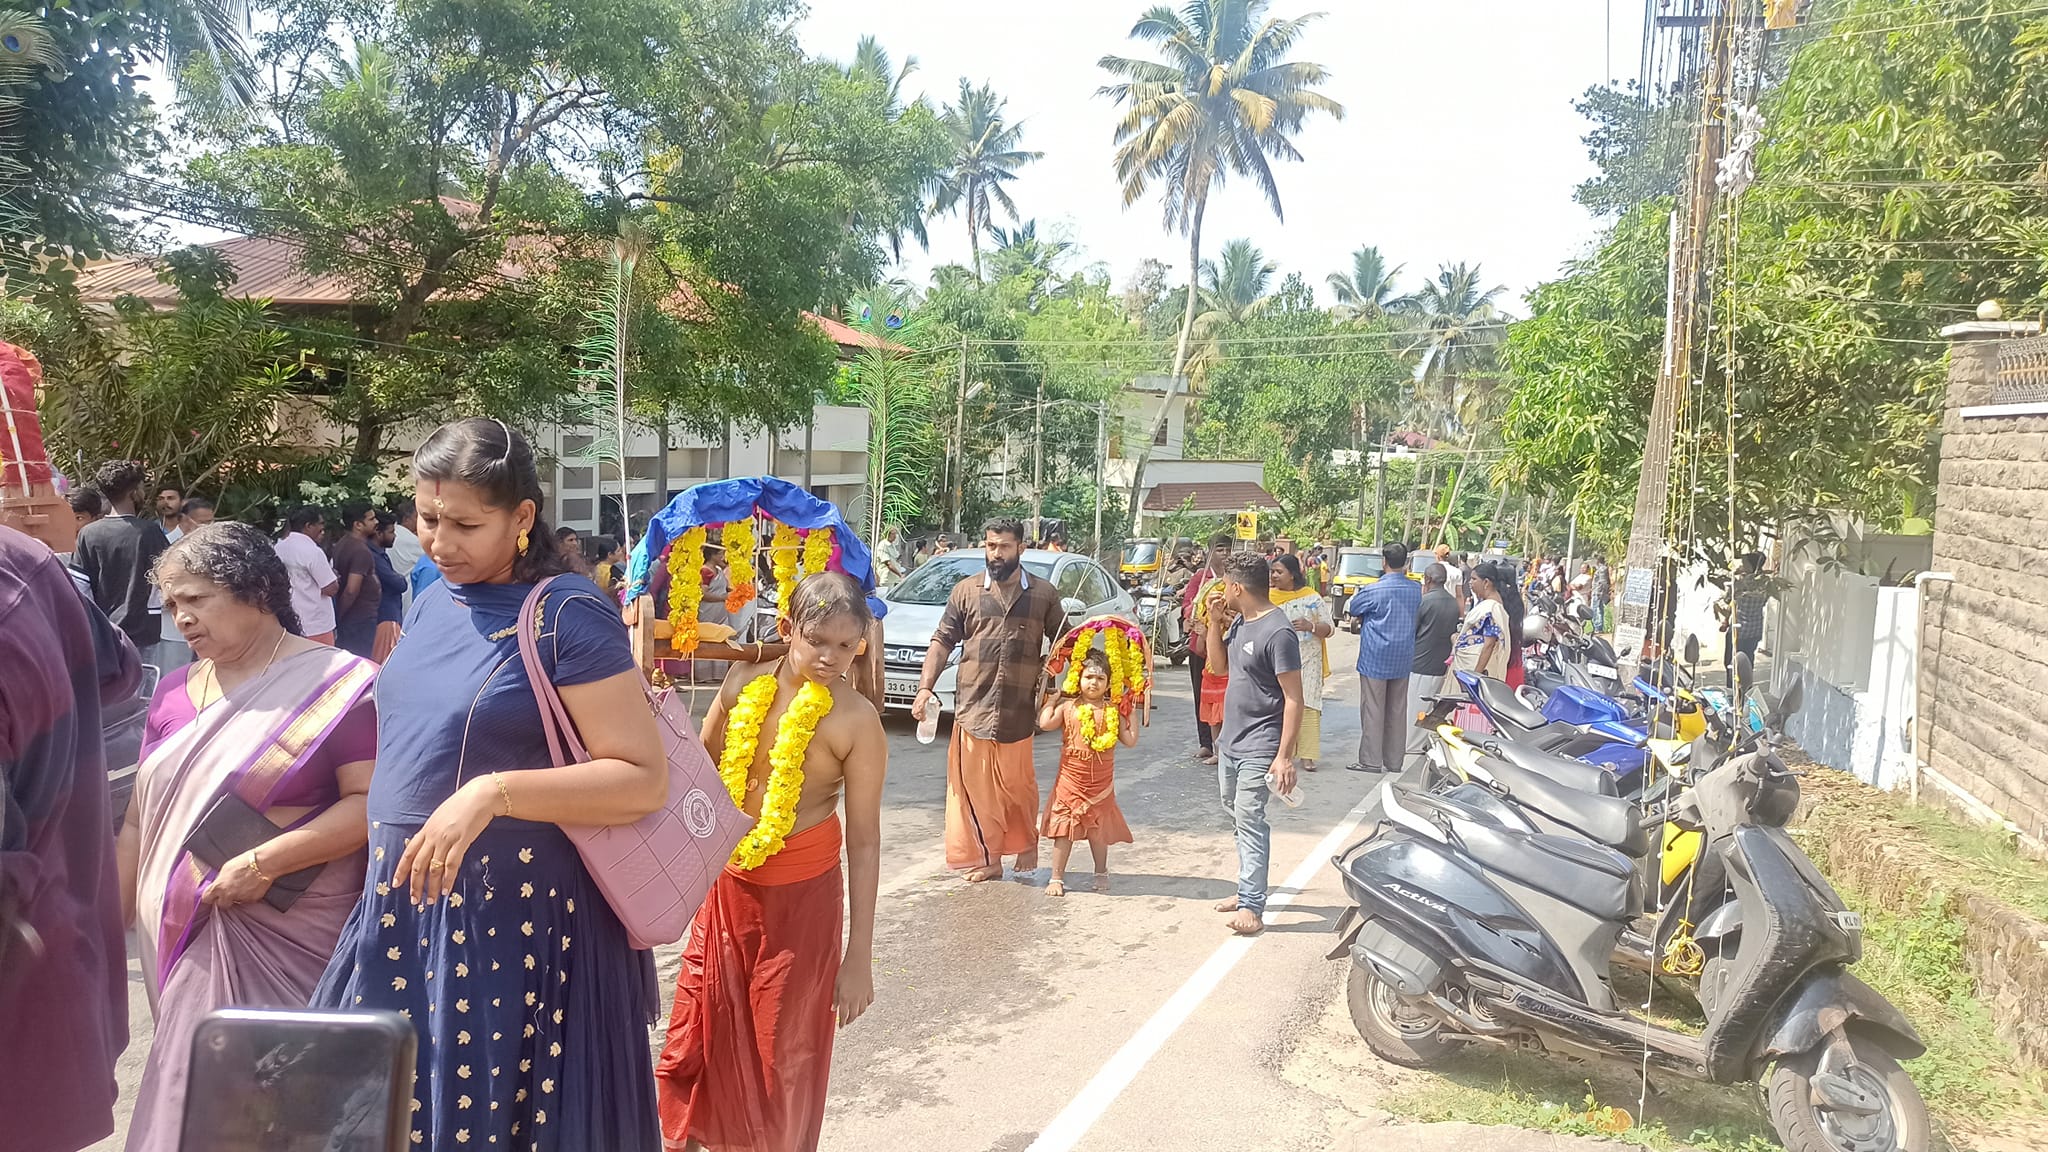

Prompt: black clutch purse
[{"left": 180, "top": 792, "right": 324, "bottom": 913}]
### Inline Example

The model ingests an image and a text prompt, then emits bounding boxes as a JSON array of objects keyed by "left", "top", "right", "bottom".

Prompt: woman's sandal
[{"left": 1046, "top": 879, "right": 1067, "bottom": 897}]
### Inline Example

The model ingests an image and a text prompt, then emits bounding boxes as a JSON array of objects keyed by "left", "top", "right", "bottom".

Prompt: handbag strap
[{"left": 517, "top": 576, "right": 588, "bottom": 768}]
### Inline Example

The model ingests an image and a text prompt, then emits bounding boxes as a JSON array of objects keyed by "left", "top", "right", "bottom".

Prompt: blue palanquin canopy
[{"left": 625, "top": 476, "right": 884, "bottom": 618}]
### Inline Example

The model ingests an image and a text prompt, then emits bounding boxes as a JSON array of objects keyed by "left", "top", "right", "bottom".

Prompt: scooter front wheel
[
  {"left": 1346, "top": 962, "right": 1454, "bottom": 1068},
  {"left": 1766, "top": 1032, "right": 1930, "bottom": 1152}
]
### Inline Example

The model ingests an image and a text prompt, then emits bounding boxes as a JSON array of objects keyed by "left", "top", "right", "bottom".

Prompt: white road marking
[{"left": 1024, "top": 794, "right": 1378, "bottom": 1152}]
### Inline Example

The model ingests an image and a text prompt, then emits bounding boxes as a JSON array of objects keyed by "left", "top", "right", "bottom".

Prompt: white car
[{"left": 878, "top": 549, "right": 1136, "bottom": 714}]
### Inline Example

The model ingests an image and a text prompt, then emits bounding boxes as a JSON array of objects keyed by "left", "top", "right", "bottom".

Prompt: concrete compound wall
[{"left": 1917, "top": 324, "right": 2048, "bottom": 844}]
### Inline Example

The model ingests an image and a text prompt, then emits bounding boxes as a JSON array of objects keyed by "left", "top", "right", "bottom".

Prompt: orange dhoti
[
  {"left": 656, "top": 815, "right": 845, "bottom": 1152},
  {"left": 1040, "top": 745, "right": 1133, "bottom": 846},
  {"left": 944, "top": 729, "right": 1041, "bottom": 870}
]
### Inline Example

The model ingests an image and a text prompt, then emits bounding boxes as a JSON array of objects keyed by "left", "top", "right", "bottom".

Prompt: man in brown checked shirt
[{"left": 911, "top": 516, "right": 1068, "bottom": 883}]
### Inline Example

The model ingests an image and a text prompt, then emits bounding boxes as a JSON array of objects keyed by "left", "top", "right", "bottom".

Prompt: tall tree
[
  {"left": 4, "top": 0, "right": 257, "bottom": 294},
  {"left": 1409, "top": 261, "right": 1507, "bottom": 438},
  {"left": 1097, "top": 0, "right": 1342, "bottom": 531},
  {"left": 1326, "top": 244, "right": 1413, "bottom": 323},
  {"left": 930, "top": 79, "right": 1041, "bottom": 279},
  {"left": 1406, "top": 261, "right": 1506, "bottom": 544},
  {"left": 1179, "top": 236, "right": 1275, "bottom": 383}
]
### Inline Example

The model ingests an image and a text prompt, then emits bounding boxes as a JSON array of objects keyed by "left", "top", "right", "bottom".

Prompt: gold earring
[{"left": 517, "top": 529, "right": 530, "bottom": 555}]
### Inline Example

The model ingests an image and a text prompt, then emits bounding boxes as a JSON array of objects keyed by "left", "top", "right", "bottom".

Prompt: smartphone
[{"left": 178, "top": 1008, "right": 415, "bottom": 1152}]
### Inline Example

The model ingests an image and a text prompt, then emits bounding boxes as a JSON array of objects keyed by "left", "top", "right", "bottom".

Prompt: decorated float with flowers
[
  {"left": 1043, "top": 614, "right": 1154, "bottom": 735},
  {"left": 623, "top": 476, "right": 885, "bottom": 682}
]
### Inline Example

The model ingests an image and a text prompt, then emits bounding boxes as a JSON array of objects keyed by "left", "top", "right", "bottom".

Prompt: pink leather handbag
[{"left": 517, "top": 577, "right": 751, "bottom": 949}]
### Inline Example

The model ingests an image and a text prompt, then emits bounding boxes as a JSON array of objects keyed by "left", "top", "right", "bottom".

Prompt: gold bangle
[
  {"left": 492, "top": 771, "right": 514, "bottom": 818},
  {"left": 246, "top": 853, "right": 270, "bottom": 883}
]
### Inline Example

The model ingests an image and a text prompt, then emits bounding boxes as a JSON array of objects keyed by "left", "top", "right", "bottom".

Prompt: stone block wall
[{"left": 1918, "top": 325, "right": 2048, "bottom": 844}]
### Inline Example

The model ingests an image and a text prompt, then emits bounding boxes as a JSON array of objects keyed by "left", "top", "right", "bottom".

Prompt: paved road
[{"left": 95, "top": 632, "right": 1445, "bottom": 1152}]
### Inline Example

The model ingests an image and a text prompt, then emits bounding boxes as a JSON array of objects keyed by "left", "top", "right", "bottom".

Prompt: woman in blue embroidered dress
[{"left": 314, "top": 419, "right": 668, "bottom": 1151}]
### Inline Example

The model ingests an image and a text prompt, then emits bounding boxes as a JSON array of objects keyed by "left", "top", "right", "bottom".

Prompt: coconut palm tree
[
  {"left": 931, "top": 79, "right": 1042, "bottom": 279},
  {"left": 1098, "top": 0, "right": 1342, "bottom": 529},
  {"left": 1198, "top": 237, "right": 1278, "bottom": 325},
  {"left": 845, "top": 37, "right": 934, "bottom": 261},
  {"left": 1327, "top": 245, "right": 1414, "bottom": 323},
  {"left": 1406, "top": 261, "right": 1507, "bottom": 544},
  {"left": 1169, "top": 237, "right": 1276, "bottom": 382},
  {"left": 1409, "top": 261, "right": 1508, "bottom": 436},
  {"left": 849, "top": 34, "right": 918, "bottom": 116}
]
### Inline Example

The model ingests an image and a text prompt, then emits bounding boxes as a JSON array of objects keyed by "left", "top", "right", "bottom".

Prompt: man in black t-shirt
[
  {"left": 331, "top": 501, "right": 384, "bottom": 658},
  {"left": 71, "top": 460, "right": 171, "bottom": 658}
]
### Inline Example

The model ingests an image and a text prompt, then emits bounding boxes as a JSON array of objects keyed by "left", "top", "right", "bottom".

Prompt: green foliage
[
  {"left": 16, "top": 280, "right": 307, "bottom": 493},
  {"left": 1191, "top": 276, "right": 1407, "bottom": 528},
  {"left": 1571, "top": 81, "right": 1689, "bottom": 217},
  {"left": 1498, "top": 200, "right": 1671, "bottom": 555},
  {"left": 1499, "top": 0, "right": 2048, "bottom": 559},
  {"left": 843, "top": 285, "right": 940, "bottom": 542}
]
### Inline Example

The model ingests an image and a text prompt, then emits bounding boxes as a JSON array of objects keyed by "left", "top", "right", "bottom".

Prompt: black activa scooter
[{"left": 1328, "top": 728, "right": 1931, "bottom": 1151}]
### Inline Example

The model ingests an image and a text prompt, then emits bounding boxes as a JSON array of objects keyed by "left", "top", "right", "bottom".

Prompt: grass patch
[
  {"left": 1787, "top": 825, "right": 2048, "bottom": 1146},
  {"left": 1380, "top": 1047, "right": 1777, "bottom": 1152},
  {"left": 1793, "top": 765, "right": 2048, "bottom": 923}
]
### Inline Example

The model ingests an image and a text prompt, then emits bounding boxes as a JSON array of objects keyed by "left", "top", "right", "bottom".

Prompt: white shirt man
[
  {"left": 387, "top": 505, "right": 426, "bottom": 612},
  {"left": 275, "top": 519, "right": 340, "bottom": 640}
]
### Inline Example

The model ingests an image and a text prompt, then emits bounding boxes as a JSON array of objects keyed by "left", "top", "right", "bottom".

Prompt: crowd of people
[
  {"left": 4, "top": 419, "right": 894, "bottom": 1152},
  {"left": 8, "top": 418, "right": 1767, "bottom": 1152}
]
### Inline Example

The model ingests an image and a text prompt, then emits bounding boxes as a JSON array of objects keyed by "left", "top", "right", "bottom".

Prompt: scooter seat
[
  {"left": 1455, "top": 821, "right": 1635, "bottom": 921},
  {"left": 1477, "top": 753, "right": 1650, "bottom": 857},
  {"left": 1488, "top": 738, "right": 1623, "bottom": 798},
  {"left": 1475, "top": 676, "right": 1547, "bottom": 731}
]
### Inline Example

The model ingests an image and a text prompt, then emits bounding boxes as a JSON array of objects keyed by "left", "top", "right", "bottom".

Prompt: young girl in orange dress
[{"left": 1036, "top": 649, "right": 1138, "bottom": 896}]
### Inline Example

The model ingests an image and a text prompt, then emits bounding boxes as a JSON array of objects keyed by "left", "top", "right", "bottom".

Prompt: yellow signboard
[{"left": 1235, "top": 511, "right": 1259, "bottom": 540}]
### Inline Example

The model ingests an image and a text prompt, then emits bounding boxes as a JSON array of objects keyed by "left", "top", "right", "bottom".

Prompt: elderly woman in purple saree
[{"left": 115, "top": 522, "right": 379, "bottom": 1152}]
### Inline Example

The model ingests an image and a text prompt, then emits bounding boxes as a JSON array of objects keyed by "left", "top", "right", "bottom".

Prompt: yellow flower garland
[
  {"left": 716, "top": 673, "right": 835, "bottom": 870},
  {"left": 1106, "top": 631, "right": 1127, "bottom": 703},
  {"left": 666, "top": 526, "right": 708, "bottom": 653},
  {"left": 801, "top": 526, "right": 834, "bottom": 578},
  {"left": 1118, "top": 629, "right": 1149, "bottom": 699},
  {"left": 770, "top": 523, "right": 802, "bottom": 615},
  {"left": 721, "top": 520, "right": 758, "bottom": 613},
  {"left": 1061, "top": 627, "right": 1098, "bottom": 694},
  {"left": 1074, "top": 702, "right": 1119, "bottom": 752}
]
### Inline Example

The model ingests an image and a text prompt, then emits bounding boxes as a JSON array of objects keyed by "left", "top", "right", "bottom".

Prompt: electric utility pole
[
  {"left": 1617, "top": 0, "right": 1741, "bottom": 660},
  {"left": 951, "top": 339, "right": 968, "bottom": 534}
]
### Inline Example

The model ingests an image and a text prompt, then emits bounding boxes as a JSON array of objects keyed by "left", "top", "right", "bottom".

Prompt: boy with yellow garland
[{"left": 656, "top": 572, "right": 887, "bottom": 1152}]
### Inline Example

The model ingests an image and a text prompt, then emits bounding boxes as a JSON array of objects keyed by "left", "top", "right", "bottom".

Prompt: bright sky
[{"left": 797, "top": 0, "right": 1646, "bottom": 312}]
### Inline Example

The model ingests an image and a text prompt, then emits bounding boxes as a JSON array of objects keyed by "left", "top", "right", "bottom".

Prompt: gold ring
[{"left": 429, "top": 859, "right": 446, "bottom": 869}]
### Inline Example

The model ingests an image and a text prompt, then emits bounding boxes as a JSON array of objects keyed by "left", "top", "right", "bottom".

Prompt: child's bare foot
[
  {"left": 1046, "top": 879, "right": 1067, "bottom": 897},
  {"left": 1226, "top": 909, "right": 1264, "bottom": 935},
  {"left": 1092, "top": 873, "right": 1110, "bottom": 893},
  {"left": 962, "top": 865, "right": 1003, "bottom": 883},
  {"left": 1214, "top": 896, "right": 1240, "bottom": 912}
]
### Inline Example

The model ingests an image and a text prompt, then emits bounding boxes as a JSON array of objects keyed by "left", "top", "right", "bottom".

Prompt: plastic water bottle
[
  {"left": 1268, "top": 770, "right": 1304, "bottom": 808},
  {"left": 916, "top": 705, "right": 939, "bottom": 745}
]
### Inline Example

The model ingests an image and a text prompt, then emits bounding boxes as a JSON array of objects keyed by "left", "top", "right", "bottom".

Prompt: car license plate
[{"left": 885, "top": 678, "right": 919, "bottom": 699}]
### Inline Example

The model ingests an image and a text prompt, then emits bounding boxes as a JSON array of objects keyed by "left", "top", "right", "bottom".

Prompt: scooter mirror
[
  {"left": 1777, "top": 677, "right": 1804, "bottom": 719},
  {"left": 1682, "top": 633, "right": 1701, "bottom": 666}
]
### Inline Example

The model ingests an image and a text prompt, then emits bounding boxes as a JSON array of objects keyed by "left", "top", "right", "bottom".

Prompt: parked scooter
[
  {"left": 1136, "top": 582, "right": 1189, "bottom": 666},
  {"left": 1420, "top": 681, "right": 1778, "bottom": 982},
  {"left": 1333, "top": 680, "right": 1929, "bottom": 1152}
]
